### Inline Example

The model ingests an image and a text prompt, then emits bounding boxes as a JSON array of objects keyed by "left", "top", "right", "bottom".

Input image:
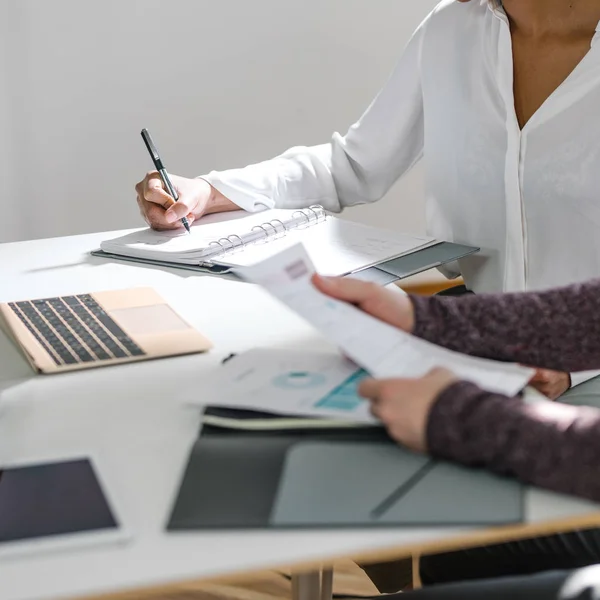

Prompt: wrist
[
  {"left": 425, "top": 380, "right": 487, "bottom": 459},
  {"left": 408, "top": 294, "right": 447, "bottom": 341},
  {"left": 199, "top": 178, "right": 238, "bottom": 215}
]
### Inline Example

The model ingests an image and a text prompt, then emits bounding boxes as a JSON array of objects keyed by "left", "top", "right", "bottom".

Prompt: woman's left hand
[
  {"left": 359, "top": 368, "right": 459, "bottom": 452},
  {"left": 528, "top": 368, "right": 571, "bottom": 400}
]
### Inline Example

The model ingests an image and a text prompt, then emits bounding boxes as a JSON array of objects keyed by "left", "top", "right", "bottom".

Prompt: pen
[{"left": 140, "top": 128, "right": 191, "bottom": 233}]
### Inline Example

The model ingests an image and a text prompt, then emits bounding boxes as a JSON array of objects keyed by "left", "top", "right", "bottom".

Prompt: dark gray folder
[{"left": 166, "top": 411, "right": 523, "bottom": 531}]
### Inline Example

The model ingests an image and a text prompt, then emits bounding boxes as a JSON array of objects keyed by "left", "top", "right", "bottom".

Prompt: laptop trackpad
[
  {"left": 109, "top": 304, "right": 190, "bottom": 335},
  {"left": 271, "top": 442, "right": 523, "bottom": 526}
]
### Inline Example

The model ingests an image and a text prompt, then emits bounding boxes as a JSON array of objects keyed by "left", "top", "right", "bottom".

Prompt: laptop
[{"left": 0, "top": 287, "right": 212, "bottom": 374}]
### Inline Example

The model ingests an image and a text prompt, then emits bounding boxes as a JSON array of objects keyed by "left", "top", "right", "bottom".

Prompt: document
[
  {"left": 188, "top": 348, "right": 377, "bottom": 423},
  {"left": 238, "top": 244, "right": 534, "bottom": 396}
]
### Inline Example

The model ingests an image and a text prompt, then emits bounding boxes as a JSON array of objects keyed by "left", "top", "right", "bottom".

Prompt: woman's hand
[
  {"left": 134, "top": 173, "right": 238, "bottom": 231},
  {"left": 359, "top": 368, "right": 458, "bottom": 452},
  {"left": 528, "top": 368, "right": 571, "bottom": 400},
  {"left": 311, "top": 276, "right": 459, "bottom": 451},
  {"left": 312, "top": 275, "right": 415, "bottom": 333}
]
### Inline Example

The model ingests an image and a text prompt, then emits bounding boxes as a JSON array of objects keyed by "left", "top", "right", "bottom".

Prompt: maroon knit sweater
[{"left": 409, "top": 278, "right": 600, "bottom": 502}]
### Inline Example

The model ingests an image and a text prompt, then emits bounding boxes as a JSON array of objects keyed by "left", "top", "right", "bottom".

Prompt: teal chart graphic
[
  {"left": 272, "top": 371, "right": 327, "bottom": 389},
  {"left": 314, "top": 369, "right": 368, "bottom": 411},
  {"left": 272, "top": 368, "right": 368, "bottom": 411},
  {"left": 210, "top": 348, "right": 374, "bottom": 419}
]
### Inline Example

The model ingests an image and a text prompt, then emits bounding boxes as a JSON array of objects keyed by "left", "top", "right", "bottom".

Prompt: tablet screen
[{"left": 0, "top": 459, "right": 119, "bottom": 544}]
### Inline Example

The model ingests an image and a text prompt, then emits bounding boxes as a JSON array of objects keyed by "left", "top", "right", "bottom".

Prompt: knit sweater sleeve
[
  {"left": 427, "top": 381, "right": 600, "bottom": 502},
  {"left": 410, "top": 279, "right": 600, "bottom": 372}
]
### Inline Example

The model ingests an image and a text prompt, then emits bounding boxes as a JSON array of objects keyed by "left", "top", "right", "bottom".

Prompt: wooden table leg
[
  {"left": 291, "top": 566, "right": 334, "bottom": 600},
  {"left": 320, "top": 567, "right": 333, "bottom": 600}
]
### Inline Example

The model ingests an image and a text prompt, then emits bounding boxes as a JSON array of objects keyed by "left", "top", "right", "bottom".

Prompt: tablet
[{"left": 0, "top": 457, "right": 129, "bottom": 558}]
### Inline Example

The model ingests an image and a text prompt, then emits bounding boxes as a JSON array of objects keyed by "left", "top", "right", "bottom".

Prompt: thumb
[
  {"left": 529, "top": 368, "right": 550, "bottom": 383},
  {"left": 427, "top": 366, "right": 454, "bottom": 378},
  {"left": 145, "top": 178, "right": 176, "bottom": 209},
  {"left": 312, "top": 274, "right": 379, "bottom": 304}
]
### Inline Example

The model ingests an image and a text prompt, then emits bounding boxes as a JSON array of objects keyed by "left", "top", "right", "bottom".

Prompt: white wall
[
  {"left": 0, "top": 0, "right": 438, "bottom": 243},
  {"left": 1, "top": 7, "right": 20, "bottom": 239}
]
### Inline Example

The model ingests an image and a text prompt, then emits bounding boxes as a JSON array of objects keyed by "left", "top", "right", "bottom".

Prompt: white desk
[{"left": 1, "top": 230, "right": 600, "bottom": 600}]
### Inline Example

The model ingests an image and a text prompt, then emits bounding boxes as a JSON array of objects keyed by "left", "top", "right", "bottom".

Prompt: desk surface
[{"left": 1, "top": 230, "right": 600, "bottom": 600}]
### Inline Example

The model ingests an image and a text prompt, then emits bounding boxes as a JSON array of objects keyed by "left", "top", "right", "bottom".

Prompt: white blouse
[{"left": 204, "top": 0, "right": 600, "bottom": 385}]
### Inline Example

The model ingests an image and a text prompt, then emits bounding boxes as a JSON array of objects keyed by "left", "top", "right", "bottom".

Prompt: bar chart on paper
[{"left": 315, "top": 369, "right": 368, "bottom": 412}]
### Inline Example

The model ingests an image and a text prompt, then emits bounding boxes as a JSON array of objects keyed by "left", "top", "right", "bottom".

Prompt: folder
[{"left": 166, "top": 408, "right": 523, "bottom": 530}]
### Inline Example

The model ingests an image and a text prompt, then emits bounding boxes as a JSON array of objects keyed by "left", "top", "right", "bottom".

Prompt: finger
[
  {"left": 358, "top": 378, "right": 381, "bottom": 400},
  {"left": 369, "top": 401, "right": 381, "bottom": 419},
  {"left": 139, "top": 197, "right": 195, "bottom": 231},
  {"left": 530, "top": 381, "right": 555, "bottom": 399},
  {"left": 531, "top": 381, "right": 549, "bottom": 392},
  {"left": 164, "top": 199, "right": 197, "bottom": 224},
  {"left": 529, "top": 379, "right": 545, "bottom": 391},
  {"left": 163, "top": 210, "right": 195, "bottom": 228},
  {"left": 367, "top": 398, "right": 396, "bottom": 423},
  {"left": 144, "top": 203, "right": 180, "bottom": 230},
  {"left": 359, "top": 377, "right": 405, "bottom": 402},
  {"left": 528, "top": 369, "right": 547, "bottom": 383},
  {"left": 313, "top": 275, "right": 379, "bottom": 305},
  {"left": 312, "top": 275, "right": 412, "bottom": 331},
  {"left": 427, "top": 366, "right": 453, "bottom": 379},
  {"left": 144, "top": 174, "right": 175, "bottom": 208},
  {"left": 533, "top": 371, "right": 552, "bottom": 384}
]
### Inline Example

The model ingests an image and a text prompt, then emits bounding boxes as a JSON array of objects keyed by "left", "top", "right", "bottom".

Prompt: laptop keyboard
[{"left": 8, "top": 294, "right": 145, "bottom": 367}]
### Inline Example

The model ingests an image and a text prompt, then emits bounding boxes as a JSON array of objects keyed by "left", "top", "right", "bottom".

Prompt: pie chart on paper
[{"left": 272, "top": 371, "right": 327, "bottom": 390}]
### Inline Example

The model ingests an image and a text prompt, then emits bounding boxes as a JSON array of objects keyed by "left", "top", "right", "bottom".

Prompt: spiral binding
[
  {"left": 208, "top": 234, "right": 246, "bottom": 255},
  {"left": 251, "top": 218, "right": 287, "bottom": 241},
  {"left": 206, "top": 205, "right": 327, "bottom": 258},
  {"left": 293, "top": 205, "right": 327, "bottom": 228}
]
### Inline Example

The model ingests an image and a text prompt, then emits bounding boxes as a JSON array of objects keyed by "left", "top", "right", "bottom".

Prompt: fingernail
[{"left": 165, "top": 210, "right": 177, "bottom": 223}]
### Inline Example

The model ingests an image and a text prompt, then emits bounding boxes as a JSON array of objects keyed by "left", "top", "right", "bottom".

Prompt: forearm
[
  {"left": 201, "top": 145, "right": 341, "bottom": 213},
  {"left": 409, "top": 278, "right": 600, "bottom": 372},
  {"left": 199, "top": 20, "right": 426, "bottom": 215},
  {"left": 200, "top": 180, "right": 241, "bottom": 214},
  {"left": 427, "top": 382, "right": 600, "bottom": 502}
]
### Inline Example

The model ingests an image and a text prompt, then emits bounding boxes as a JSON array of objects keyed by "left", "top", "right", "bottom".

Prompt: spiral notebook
[{"left": 94, "top": 207, "right": 437, "bottom": 276}]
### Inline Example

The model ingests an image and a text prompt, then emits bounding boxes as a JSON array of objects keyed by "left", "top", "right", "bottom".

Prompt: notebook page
[
  {"left": 238, "top": 243, "right": 534, "bottom": 397},
  {"left": 218, "top": 218, "right": 436, "bottom": 276},
  {"left": 100, "top": 208, "right": 434, "bottom": 274},
  {"left": 99, "top": 209, "right": 306, "bottom": 264}
]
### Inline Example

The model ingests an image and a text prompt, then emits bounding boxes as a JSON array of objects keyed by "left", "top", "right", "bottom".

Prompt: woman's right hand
[
  {"left": 312, "top": 275, "right": 415, "bottom": 333},
  {"left": 135, "top": 173, "right": 237, "bottom": 231}
]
